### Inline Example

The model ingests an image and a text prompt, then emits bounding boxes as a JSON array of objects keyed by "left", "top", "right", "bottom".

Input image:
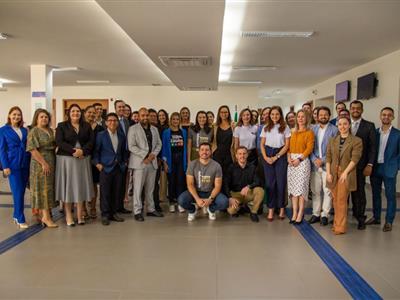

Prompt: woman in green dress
[{"left": 27, "top": 108, "right": 58, "bottom": 228}]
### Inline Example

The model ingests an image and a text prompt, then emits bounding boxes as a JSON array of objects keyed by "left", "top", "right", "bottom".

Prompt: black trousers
[
  {"left": 100, "top": 166, "right": 123, "bottom": 218},
  {"left": 167, "top": 152, "right": 186, "bottom": 203},
  {"left": 351, "top": 168, "right": 367, "bottom": 222}
]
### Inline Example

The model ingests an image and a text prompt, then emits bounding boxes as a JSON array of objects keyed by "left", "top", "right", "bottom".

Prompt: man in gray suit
[{"left": 128, "top": 107, "right": 164, "bottom": 221}]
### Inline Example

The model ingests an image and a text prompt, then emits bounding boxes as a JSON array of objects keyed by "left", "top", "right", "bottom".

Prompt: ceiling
[{"left": 1, "top": 0, "right": 400, "bottom": 95}]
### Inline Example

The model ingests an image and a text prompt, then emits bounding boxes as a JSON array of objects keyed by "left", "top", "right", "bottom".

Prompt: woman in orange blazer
[{"left": 326, "top": 116, "right": 362, "bottom": 234}]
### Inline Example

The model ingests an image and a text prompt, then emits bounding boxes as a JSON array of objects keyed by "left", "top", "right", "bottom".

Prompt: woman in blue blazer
[
  {"left": 0, "top": 107, "right": 30, "bottom": 228},
  {"left": 161, "top": 112, "right": 188, "bottom": 213}
]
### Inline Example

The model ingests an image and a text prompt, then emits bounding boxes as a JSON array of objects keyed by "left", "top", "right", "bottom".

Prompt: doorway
[{"left": 63, "top": 99, "right": 109, "bottom": 120}]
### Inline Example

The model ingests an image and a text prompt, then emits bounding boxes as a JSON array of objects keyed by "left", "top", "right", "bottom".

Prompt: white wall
[{"left": 0, "top": 85, "right": 268, "bottom": 124}]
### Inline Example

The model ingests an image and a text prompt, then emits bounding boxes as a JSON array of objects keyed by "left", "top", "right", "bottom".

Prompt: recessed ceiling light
[
  {"left": 76, "top": 80, "right": 110, "bottom": 84},
  {"left": 228, "top": 80, "right": 263, "bottom": 85},
  {"left": 273, "top": 89, "right": 282, "bottom": 94},
  {"left": 0, "top": 33, "right": 9, "bottom": 40},
  {"left": 233, "top": 66, "right": 277, "bottom": 71},
  {"left": 53, "top": 66, "right": 80, "bottom": 72},
  {"left": 241, "top": 31, "right": 314, "bottom": 38}
]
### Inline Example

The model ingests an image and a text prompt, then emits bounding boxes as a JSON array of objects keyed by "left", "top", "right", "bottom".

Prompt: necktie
[{"left": 352, "top": 121, "right": 359, "bottom": 135}]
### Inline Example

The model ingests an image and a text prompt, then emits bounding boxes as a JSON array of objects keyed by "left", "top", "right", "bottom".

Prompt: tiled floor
[{"left": 0, "top": 177, "right": 399, "bottom": 299}]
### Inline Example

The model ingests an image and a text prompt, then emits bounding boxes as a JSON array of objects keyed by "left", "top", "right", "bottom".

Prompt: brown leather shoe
[{"left": 383, "top": 223, "right": 392, "bottom": 232}]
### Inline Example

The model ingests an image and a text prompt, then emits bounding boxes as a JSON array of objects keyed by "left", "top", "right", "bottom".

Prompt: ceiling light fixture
[
  {"left": 228, "top": 80, "right": 263, "bottom": 85},
  {"left": 233, "top": 66, "right": 277, "bottom": 71},
  {"left": 76, "top": 80, "right": 110, "bottom": 84},
  {"left": 218, "top": 0, "right": 248, "bottom": 82},
  {"left": 53, "top": 66, "right": 81, "bottom": 72},
  {"left": 0, "top": 33, "right": 9, "bottom": 40},
  {"left": 241, "top": 31, "right": 314, "bottom": 38}
]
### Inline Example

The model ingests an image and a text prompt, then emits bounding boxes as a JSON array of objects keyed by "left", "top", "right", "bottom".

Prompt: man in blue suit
[
  {"left": 367, "top": 107, "right": 400, "bottom": 232},
  {"left": 93, "top": 113, "right": 129, "bottom": 226},
  {"left": 309, "top": 107, "right": 338, "bottom": 225}
]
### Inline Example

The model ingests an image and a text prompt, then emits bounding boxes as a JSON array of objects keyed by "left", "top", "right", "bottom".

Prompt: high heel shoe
[
  {"left": 295, "top": 217, "right": 304, "bottom": 225},
  {"left": 41, "top": 219, "right": 58, "bottom": 228},
  {"left": 77, "top": 220, "right": 85, "bottom": 226},
  {"left": 289, "top": 219, "right": 296, "bottom": 224},
  {"left": 13, "top": 218, "right": 29, "bottom": 229},
  {"left": 66, "top": 221, "right": 75, "bottom": 227}
]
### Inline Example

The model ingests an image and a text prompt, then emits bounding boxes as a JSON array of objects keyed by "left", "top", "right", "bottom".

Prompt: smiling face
[
  {"left": 69, "top": 106, "right": 81, "bottom": 123},
  {"left": 115, "top": 101, "right": 125, "bottom": 117},
  {"left": 139, "top": 109, "right": 149, "bottom": 126},
  {"left": 270, "top": 108, "right": 281, "bottom": 125},
  {"left": 261, "top": 108, "right": 270, "bottom": 124},
  {"left": 106, "top": 115, "right": 119, "bottom": 132},
  {"left": 207, "top": 112, "right": 214, "bottom": 125},
  {"left": 241, "top": 110, "right": 251, "bottom": 125},
  {"left": 318, "top": 109, "right": 330, "bottom": 125},
  {"left": 338, "top": 117, "right": 350, "bottom": 135},
  {"left": 336, "top": 102, "right": 346, "bottom": 114},
  {"left": 197, "top": 112, "right": 207, "bottom": 127},
  {"left": 170, "top": 114, "right": 180, "bottom": 128},
  {"left": 158, "top": 111, "right": 167, "bottom": 125},
  {"left": 235, "top": 148, "right": 248, "bottom": 165},
  {"left": 199, "top": 144, "right": 211, "bottom": 160},
  {"left": 84, "top": 107, "right": 96, "bottom": 123},
  {"left": 180, "top": 108, "right": 190, "bottom": 122},
  {"left": 37, "top": 112, "right": 49, "bottom": 128},
  {"left": 94, "top": 105, "right": 103, "bottom": 118},
  {"left": 350, "top": 102, "right": 363, "bottom": 120},
  {"left": 380, "top": 109, "right": 394, "bottom": 126},
  {"left": 296, "top": 111, "right": 306, "bottom": 128},
  {"left": 219, "top": 107, "right": 230, "bottom": 121},
  {"left": 8, "top": 109, "right": 22, "bottom": 127}
]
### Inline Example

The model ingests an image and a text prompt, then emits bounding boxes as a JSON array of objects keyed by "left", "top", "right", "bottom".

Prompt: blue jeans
[
  {"left": 371, "top": 164, "right": 397, "bottom": 224},
  {"left": 178, "top": 190, "right": 229, "bottom": 213}
]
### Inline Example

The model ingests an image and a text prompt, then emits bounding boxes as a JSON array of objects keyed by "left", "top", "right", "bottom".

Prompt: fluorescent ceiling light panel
[
  {"left": 241, "top": 31, "right": 314, "bottom": 38},
  {"left": 53, "top": 67, "right": 80, "bottom": 72},
  {"left": 0, "top": 77, "right": 16, "bottom": 84},
  {"left": 0, "top": 33, "right": 9, "bottom": 40},
  {"left": 219, "top": 0, "right": 248, "bottom": 82},
  {"left": 76, "top": 80, "right": 110, "bottom": 84},
  {"left": 228, "top": 80, "right": 263, "bottom": 84},
  {"left": 233, "top": 66, "right": 277, "bottom": 71}
]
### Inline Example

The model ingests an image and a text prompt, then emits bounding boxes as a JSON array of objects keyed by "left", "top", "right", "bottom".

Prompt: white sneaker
[
  {"left": 169, "top": 204, "right": 176, "bottom": 213},
  {"left": 178, "top": 205, "right": 185, "bottom": 213},
  {"left": 207, "top": 207, "right": 216, "bottom": 220},
  {"left": 188, "top": 206, "right": 198, "bottom": 222}
]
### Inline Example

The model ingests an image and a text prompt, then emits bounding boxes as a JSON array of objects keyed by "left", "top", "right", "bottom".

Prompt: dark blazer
[
  {"left": 329, "top": 117, "right": 338, "bottom": 126},
  {"left": 373, "top": 127, "right": 400, "bottom": 178},
  {"left": 55, "top": 121, "right": 94, "bottom": 156},
  {"left": 92, "top": 130, "right": 128, "bottom": 173},
  {"left": 354, "top": 119, "right": 376, "bottom": 170},
  {"left": 0, "top": 125, "right": 30, "bottom": 170},
  {"left": 118, "top": 117, "right": 130, "bottom": 137},
  {"left": 326, "top": 134, "right": 362, "bottom": 191}
]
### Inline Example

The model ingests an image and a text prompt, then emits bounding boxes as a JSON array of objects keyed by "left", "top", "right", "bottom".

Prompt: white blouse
[
  {"left": 233, "top": 125, "right": 258, "bottom": 150},
  {"left": 260, "top": 124, "right": 291, "bottom": 148}
]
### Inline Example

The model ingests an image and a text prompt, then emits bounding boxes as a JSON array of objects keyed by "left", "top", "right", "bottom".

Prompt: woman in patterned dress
[
  {"left": 27, "top": 109, "right": 58, "bottom": 228},
  {"left": 287, "top": 110, "right": 315, "bottom": 224}
]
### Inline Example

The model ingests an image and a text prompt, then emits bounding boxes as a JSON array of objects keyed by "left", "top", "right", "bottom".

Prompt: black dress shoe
[
  {"left": 357, "top": 221, "right": 366, "bottom": 230},
  {"left": 321, "top": 217, "right": 328, "bottom": 226},
  {"left": 383, "top": 223, "right": 392, "bottom": 232},
  {"left": 146, "top": 211, "right": 164, "bottom": 217},
  {"left": 109, "top": 214, "right": 124, "bottom": 222},
  {"left": 134, "top": 214, "right": 144, "bottom": 222},
  {"left": 102, "top": 217, "right": 110, "bottom": 226},
  {"left": 365, "top": 217, "right": 381, "bottom": 225},
  {"left": 308, "top": 215, "right": 320, "bottom": 224},
  {"left": 289, "top": 219, "right": 296, "bottom": 224},
  {"left": 155, "top": 206, "right": 163, "bottom": 213},
  {"left": 118, "top": 208, "right": 132, "bottom": 214},
  {"left": 250, "top": 213, "right": 259, "bottom": 223}
]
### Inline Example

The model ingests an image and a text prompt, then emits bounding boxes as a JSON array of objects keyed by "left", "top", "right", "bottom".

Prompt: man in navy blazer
[
  {"left": 309, "top": 107, "right": 338, "bottom": 225},
  {"left": 93, "top": 113, "right": 129, "bottom": 225},
  {"left": 367, "top": 107, "right": 400, "bottom": 232}
]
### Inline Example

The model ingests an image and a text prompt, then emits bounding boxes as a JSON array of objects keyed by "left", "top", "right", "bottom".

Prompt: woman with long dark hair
[
  {"left": 187, "top": 111, "right": 213, "bottom": 161},
  {"left": 0, "top": 106, "right": 30, "bottom": 229},
  {"left": 27, "top": 108, "right": 58, "bottom": 228},
  {"left": 260, "top": 106, "right": 291, "bottom": 221},
  {"left": 55, "top": 104, "right": 94, "bottom": 226},
  {"left": 233, "top": 108, "right": 259, "bottom": 165}
]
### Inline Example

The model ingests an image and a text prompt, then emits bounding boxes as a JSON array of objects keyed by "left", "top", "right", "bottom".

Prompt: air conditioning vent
[
  {"left": 159, "top": 56, "right": 212, "bottom": 68},
  {"left": 181, "top": 86, "right": 216, "bottom": 91}
]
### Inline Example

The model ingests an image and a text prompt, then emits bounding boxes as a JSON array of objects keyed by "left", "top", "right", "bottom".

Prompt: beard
[{"left": 319, "top": 119, "right": 329, "bottom": 125}]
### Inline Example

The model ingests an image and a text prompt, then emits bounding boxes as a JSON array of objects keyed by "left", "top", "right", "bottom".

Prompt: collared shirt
[
  {"left": 377, "top": 126, "right": 392, "bottom": 163},
  {"left": 107, "top": 129, "right": 119, "bottom": 153},
  {"left": 317, "top": 125, "right": 328, "bottom": 158},
  {"left": 224, "top": 162, "right": 261, "bottom": 197},
  {"left": 260, "top": 124, "right": 291, "bottom": 148},
  {"left": 142, "top": 124, "right": 153, "bottom": 156},
  {"left": 233, "top": 125, "right": 258, "bottom": 150},
  {"left": 351, "top": 118, "right": 361, "bottom": 135}
]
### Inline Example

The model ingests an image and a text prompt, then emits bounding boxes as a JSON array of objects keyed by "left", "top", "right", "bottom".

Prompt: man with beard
[
  {"left": 349, "top": 100, "right": 376, "bottom": 230},
  {"left": 309, "top": 107, "right": 339, "bottom": 225},
  {"left": 128, "top": 107, "right": 164, "bottom": 221},
  {"left": 367, "top": 107, "right": 400, "bottom": 232}
]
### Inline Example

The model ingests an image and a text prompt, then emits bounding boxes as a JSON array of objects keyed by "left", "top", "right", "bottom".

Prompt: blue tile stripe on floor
[
  {"left": 0, "top": 204, "right": 31, "bottom": 208},
  {"left": 0, "top": 209, "right": 63, "bottom": 255},
  {"left": 292, "top": 218, "right": 382, "bottom": 300}
]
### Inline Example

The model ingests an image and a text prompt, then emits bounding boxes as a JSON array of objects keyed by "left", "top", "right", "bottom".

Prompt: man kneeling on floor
[
  {"left": 224, "top": 146, "right": 264, "bottom": 222},
  {"left": 178, "top": 142, "right": 228, "bottom": 221}
]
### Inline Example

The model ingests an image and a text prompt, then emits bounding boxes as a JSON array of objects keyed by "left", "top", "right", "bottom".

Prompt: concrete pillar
[{"left": 30, "top": 65, "right": 53, "bottom": 114}]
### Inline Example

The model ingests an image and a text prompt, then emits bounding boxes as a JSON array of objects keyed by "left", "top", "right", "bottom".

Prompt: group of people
[{"left": 0, "top": 99, "right": 399, "bottom": 235}]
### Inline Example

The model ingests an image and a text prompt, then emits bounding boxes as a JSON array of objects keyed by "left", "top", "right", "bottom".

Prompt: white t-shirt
[
  {"left": 233, "top": 125, "right": 258, "bottom": 150},
  {"left": 317, "top": 125, "right": 328, "bottom": 158},
  {"left": 260, "top": 124, "right": 291, "bottom": 148}
]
